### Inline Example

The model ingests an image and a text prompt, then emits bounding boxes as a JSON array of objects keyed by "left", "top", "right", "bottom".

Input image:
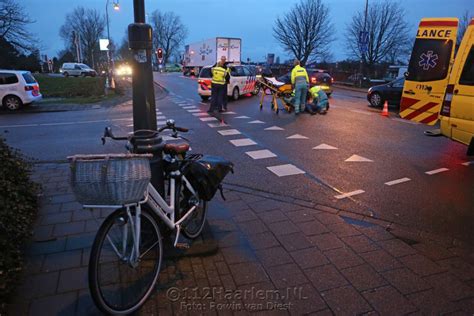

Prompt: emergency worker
[
  {"left": 209, "top": 57, "right": 230, "bottom": 113},
  {"left": 220, "top": 56, "right": 230, "bottom": 112},
  {"left": 290, "top": 59, "right": 309, "bottom": 114},
  {"left": 308, "top": 85, "right": 329, "bottom": 114}
]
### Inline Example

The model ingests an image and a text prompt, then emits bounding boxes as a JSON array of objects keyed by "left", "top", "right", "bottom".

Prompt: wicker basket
[{"left": 69, "top": 154, "right": 152, "bottom": 206}]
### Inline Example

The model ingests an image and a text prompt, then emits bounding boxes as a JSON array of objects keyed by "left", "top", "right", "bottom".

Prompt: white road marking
[
  {"left": 385, "top": 177, "right": 411, "bottom": 186},
  {"left": 313, "top": 144, "right": 338, "bottom": 150},
  {"left": 156, "top": 112, "right": 163, "bottom": 115},
  {"left": 218, "top": 129, "right": 241, "bottom": 136},
  {"left": 229, "top": 138, "right": 257, "bottom": 147},
  {"left": 392, "top": 118, "right": 420, "bottom": 125},
  {"left": 200, "top": 117, "right": 218, "bottom": 122},
  {"left": 461, "top": 161, "right": 473, "bottom": 166},
  {"left": 248, "top": 120, "right": 265, "bottom": 124},
  {"left": 199, "top": 102, "right": 207, "bottom": 105},
  {"left": 187, "top": 109, "right": 201, "bottom": 113},
  {"left": 350, "top": 109, "right": 373, "bottom": 115},
  {"left": 345, "top": 155, "right": 373, "bottom": 162},
  {"left": 157, "top": 116, "right": 166, "bottom": 119},
  {"left": 208, "top": 122, "right": 229, "bottom": 128},
  {"left": 425, "top": 168, "right": 449, "bottom": 175},
  {"left": 186, "top": 98, "right": 195, "bottom": 102},
  {"left": 245, "top": 149, "right": 277, "bottom": 160},
  {"left": 157, "top": 120, "right": 167, "bottom": 125},
  {"left": 267, "top": 164, "right": 305, "bottom": 177},
  {"left": 221, "top": 111, "right": 237, "bottom": 115},
  {"left": 335, "top": 190, "right": 365, "bottom": 199},
  {"left": 287, "top": 134, "right": 308, "bottom": 139},
  {"left": 193, "top": 113, "right": 209, "bottom": 117},
  {"left": 264, "top": 126, "right": 284, "bottom": 131},
  {"left": 235, "top": 115, "right": 250, "bottom": 119},
  {"left": 183, "top": 106, "right": 197, "bottom": 109}
]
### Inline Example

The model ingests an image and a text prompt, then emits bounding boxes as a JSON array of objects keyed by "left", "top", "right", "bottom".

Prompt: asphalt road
[{"left": 1, "top": 72, "right": 473, "bottom": 245}]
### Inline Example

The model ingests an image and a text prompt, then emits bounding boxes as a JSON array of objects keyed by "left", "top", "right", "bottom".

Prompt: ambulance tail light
[
  {"left": 311, "top": 77, "right": 316, "bottom": 84},
  {"left": 440, "top": 84, "right": 455, "bottom": 117}
]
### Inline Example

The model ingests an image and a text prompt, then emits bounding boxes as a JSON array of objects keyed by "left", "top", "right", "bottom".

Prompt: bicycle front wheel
[{"left": 89, "top": 206, "right": 163, "bottom": 315}]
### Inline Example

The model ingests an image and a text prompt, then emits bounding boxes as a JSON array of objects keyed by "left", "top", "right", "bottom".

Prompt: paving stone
[
  {"left": 215, "top": 231, "right": 247, "bottom": 248},
  {"left": 267, "top": 221, "right": 300, "bottom": 236},
  {"left": 286, "top": 209, "right": 316, "bottom": 223},
  {"left": 249, "top": 199, "right": 283, "bottom": 213},
  {"left": 232, "top": 209, "right": 258, "bottom": 223},
  {"left": 246, "top": 231, "right": 280, "bottom": 250},
  {"left": 282, "top": 283, "right": 328, "bottom": 314},
  {"left": 238, "top": 219, "right": 269, "bottom": 236},
  {"left": 399, "top": 253, "right": 447, "bottom": 277},
  {"left": 49, "top": 194, "right": 76, "bottom": 204},
  {"left": 85, "top": 219, "right": 100, "bottom": 233},
  {"left": 28, "top": 238, "right": 67, "bottom": 255},
  {"left": 377, "top": 238, "right": 418, "bottom": 258},
  {"left": 322, "top": 285, "right": 372, "bottom": 315},
  {"left": 229, "top": 262, "right": 269, "bottom": 286},
  {"left": 296, "top": 220, "right": 330, "bottom": 236},
  {"left": 341, "top": 264, "right": 387, "bottom": 291},
  {"left": 215, "top": 261, "right": 231, "bottom": 275},
  {"left": 28, "top": 292, "right": 77, "bottom": 316},
  {"left": 42, "top": 249, "right": 82, "bottom": 272},
  {"left": 60, "top": 201, "right": 83, "bottom": 212},
  {"left": 290, "top": 247, "right": 329, "bottom": 269},
  {"left": 314, "top": 213, "right": 343, "bottom": 225},
  {"left": 326, "top": 222, "right": 362, "bottom": 238},
  {"left": 412, "top": 242, "right": 456, "bottom": 261},
  {"left": 359, "top": 226, "right": 395, "bottom": 242},
  {"left": 276, "top": 233, "right": 312, "bottom": 252},
  {"left": 359, "top": 249, "right": 403, "bottom": 272},
  {"left": 324, "top": 246, "right": 364, "bottom": 269},
  {"left": 382, "top": 268, "right": 431, "bottom": 295},
  {"left": 407, "top": 288, "right": 461, "bottom": 315},
  {"left": 219, "top": 274, "right": 237, "bottom": 290},
  {"left": 15, "top": 271, "right": 59, "bottom": 300},
  {"left": 209, "top": 219, "right": 239, "bottom": 233},
  {"left": 53, "top": 221, "right": 86, "bottom": 237},
  {"left": 308, "top": 233, "right": 345, "bottom": 251},
  {"left": 76, "top": 289, "right": 102, "bottom": 316},
  {"left": 265, "top": 263, "right": 308, "bottom": 288},
  {"left": 437, "top": 257, "right": 474, "bottom": 281},
  {"left": 23, "top": 255, "right": 44, "bottom": 274},
  {"left": 41, "top": 212, "right": 72, "bottom": 225},
  {"left": 32, "top": 225, "right": 54, "bottom": 241},
  {"left": 363, "top": 286, "right": 418, "bottom": 316},
  {"left": 40, "top": 203, "right": 62, "bottom": 214},
  {"left": 221, "top": 246, "right": 256, "bottom": 264},
  {"left": 256, "top": 246, "right": 294, "bottom": 267},
  {"left": 72, "top": 209, "right": 95, "bottom": 221},
  {"left": 237, "top": 282, "right": 277, "bottom": 311},
  {"left": 192, "top": 264, "right": 207, "bottom": 279},
  {"left": 424, "top": 272, "right": 474, "bottom": 301},
  {"left": 305, "top": 264, "right": 348, "bottom": 291},
  {"left": 341, "top": 235, "right": 379, "bottom": 253},
  {"left": 65, "top": 233, "right": 95, "bottom": 250},
  {"left": 458, "top": 297, "right": 474, "bottom": 314},
  {"left": 57, "top": 266, "right": 88, "bottom": 292},
  {"left": 258, "top": 210, "right": 288, "bottom": 224}
]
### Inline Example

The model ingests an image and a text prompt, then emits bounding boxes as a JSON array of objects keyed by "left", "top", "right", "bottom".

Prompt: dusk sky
[{"left": 23, "top": 0, "right": 470, "bottom": 62}]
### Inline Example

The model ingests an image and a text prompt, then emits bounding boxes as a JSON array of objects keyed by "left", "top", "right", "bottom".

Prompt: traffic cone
[{"left": 381, "top": 101, "right": 389, "bottom": 117}]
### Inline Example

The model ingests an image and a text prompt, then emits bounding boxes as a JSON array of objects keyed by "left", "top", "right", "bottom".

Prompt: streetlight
[{"left": 105, "top": 0, "right": 119, "bottom": 89}]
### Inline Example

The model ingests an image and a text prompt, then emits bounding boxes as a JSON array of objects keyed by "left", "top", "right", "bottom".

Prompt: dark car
[{"left": 367, "top": 77, "right": 404, "bottom": 107}]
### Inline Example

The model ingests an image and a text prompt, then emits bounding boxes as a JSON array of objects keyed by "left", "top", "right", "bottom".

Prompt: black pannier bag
[{"left": 184, "top": 155, "right": 234, "bottom": 201}]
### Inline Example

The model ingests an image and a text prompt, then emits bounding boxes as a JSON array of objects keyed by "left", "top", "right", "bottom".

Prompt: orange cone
[{"left": 381, "top": 101, "right": 389, "bottom": 117}]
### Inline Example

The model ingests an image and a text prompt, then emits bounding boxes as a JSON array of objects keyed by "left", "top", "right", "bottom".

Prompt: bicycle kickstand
[{"left": 174, "top": 225, "right": 190, "bottom": 249}]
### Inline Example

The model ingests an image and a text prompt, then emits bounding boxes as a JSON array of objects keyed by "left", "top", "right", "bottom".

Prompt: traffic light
[{"left": 157, "top": 48, "right": 163, "bottom": 60}]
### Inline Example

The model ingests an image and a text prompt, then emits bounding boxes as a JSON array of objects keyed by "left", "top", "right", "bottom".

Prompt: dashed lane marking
[
  {"left": 208, "top": 122, "right": 229, "bottom": 128},
  {"left": 425, "top": 168, "right": 449, "bottom": 175},
  {"left": 248, "top": 120, "right": 265, "bottom": 124},
  {"left": 235, "top": 115, "right": 250, "bottom": 119},
  {"left": 245, "top": 149, "right": 277, "bottom": 160},
  {"left": 187, "top": 109, "right": 201, "bottom": 113},
  {"left": 264, "top": 126, "right": 284, "bottom": 131},
  {"left": 193, "top": 113, "right": 209, "bottom": 117},
  {"left": 462, "top": 161, "right": 473, "bottom": 166},
  {"left": 229, "top": 138, "right": 257, "bottom": 147},
  {"left": 157, "top": 120, "right": 167, "bottom": 125},
  {"left": 287, "top": 134, "right": 308, "bottom": 139},
  {"left": 313, "top": 144, "right": 338, "bottom": 150},
  {"left": 267, "top": 164, "right": 305, "bottom": 177},
  {"left": 335, "top": 190, "right": 365, "bottom": 200},
  {"left": 183, "top": 106, "right": 197, "bottom": 109},
  {"left": 200, "top": 117, "right": 218, "bottom": 122},
  {"left": 157, "top": 116, "right": 166, "bottom": 120},
  {"left": 221, "top": 111, "right": 237, "bottom": 115},
  {"left": 385, "top": 177, "right": 411, "bottom": 186},
  {"left": 199, "top": 102, "right": 207, "bottom": 106},
  {"left": 345, "top": 155, "right": 373, "bottom": 162},
  {"left": 218, "top": 129, "right": 241, "bottom": 136}
]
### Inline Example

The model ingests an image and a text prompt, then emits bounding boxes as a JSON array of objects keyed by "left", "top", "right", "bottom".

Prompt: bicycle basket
[{"left": 68, "top": 154, "right": 152, "bottom": 206}]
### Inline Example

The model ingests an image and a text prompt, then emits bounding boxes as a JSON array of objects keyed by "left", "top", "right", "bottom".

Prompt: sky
[{"left": 23, "top": 0, "right": 471, "bottom": 62}]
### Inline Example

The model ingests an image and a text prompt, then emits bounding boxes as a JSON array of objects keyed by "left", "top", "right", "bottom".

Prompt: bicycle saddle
[{"left": 164, "top": 142, "right": 190, "bottom": 154}]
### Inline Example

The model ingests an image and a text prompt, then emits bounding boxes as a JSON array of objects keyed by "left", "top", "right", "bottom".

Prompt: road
[{"left": 1, "top": 72, "right": 473, "bottom": 245}]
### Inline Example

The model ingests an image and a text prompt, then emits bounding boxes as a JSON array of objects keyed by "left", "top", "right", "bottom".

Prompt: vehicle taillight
[
  {"left": 440, "top": 84, "right": 454, "bottom": 117},
  {"left": 24, "top": 86, "right": 34, "bottom": 91},
  {"left": 331, "top": 77, "right": 334, "bottom": 83},
  {"left": 198, "top": 79, "right": 203, "bottom": 84},
  {"left": 311, "top": 77, "right": 316, "bottom": 83}
]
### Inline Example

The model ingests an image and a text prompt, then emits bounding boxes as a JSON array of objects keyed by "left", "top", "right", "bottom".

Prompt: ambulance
[{"left": 400, "top": 18, "right": 474, "bottom": 155}]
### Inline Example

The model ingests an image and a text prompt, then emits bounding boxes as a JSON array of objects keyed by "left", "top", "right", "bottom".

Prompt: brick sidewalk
[{"left": 6, "top": 163, "right": 474, "bottom": 315}]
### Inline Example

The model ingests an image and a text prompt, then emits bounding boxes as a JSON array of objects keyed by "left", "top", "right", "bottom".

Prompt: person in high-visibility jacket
[
  {"left": 209, "top": 57, "right": 230, "bottom": 113},
  {"left": 308, "top": 85, "right": 329, "bottom": 114},
  {"left": 290, "top": 59, "right": 309, "bottom": 114}
]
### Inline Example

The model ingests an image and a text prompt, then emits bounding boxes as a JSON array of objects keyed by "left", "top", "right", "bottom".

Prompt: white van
[
  {"left": 0, "top": 70, "right": 42, "bottom": 111},
  {"left": 60, "top": 63, "right": 97, "bottom": 77}
]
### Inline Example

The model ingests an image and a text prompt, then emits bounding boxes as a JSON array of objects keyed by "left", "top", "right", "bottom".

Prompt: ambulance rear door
[
  {"left": 440, "top": 18, "right": 474, "bottom": 147},
  {"left": 400, "top": 18, "right": 458, "bottom": 125}
]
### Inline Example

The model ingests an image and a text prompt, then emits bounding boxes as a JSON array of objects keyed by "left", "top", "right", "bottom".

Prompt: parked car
[
  {"left": 367, "top": 77, "right": 404, "bottom": 107},
  {"left": 197, "top": 64, "right": 258, "bottom": 101},
  {"left": 0, "top": 70, "right": 42, "bottom": 111},
  {"left": 60, "top": 63, "right": 97, "bottom": 77},
  {"left": 164, "top": 63, "right": 182, "bottom": 72}
]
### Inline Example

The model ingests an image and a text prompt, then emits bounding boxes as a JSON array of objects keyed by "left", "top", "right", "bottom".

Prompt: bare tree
[
  {"left": 457, "top": 10, "right": 472, "bottom": 46},
  {"left": 0, "top": 0, "right": 35, "bottom": 51},
  {"left": 345, "top": 1, "right": 410, "bottom": 70},
  {"left": 149, "top": 10, "right": 187, "bottom": 65},
  {"left": 59, "top": 7, "right": 105, "bottom": 68},
  {"left": 273, "top": 0, "right": 334, "bottom": 65}
]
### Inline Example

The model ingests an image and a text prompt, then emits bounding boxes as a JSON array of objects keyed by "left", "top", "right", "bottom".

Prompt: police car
[{"left": 197, "top": 64, "right": 259, "bottom": 101}]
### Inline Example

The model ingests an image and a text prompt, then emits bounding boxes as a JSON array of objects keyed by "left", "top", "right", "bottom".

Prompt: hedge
[
  {"left": 34, "top": 74, "right": 106, "bottom": 98},
  {"left": 0, "top": 138, "right": 39, "bottom": 312}
]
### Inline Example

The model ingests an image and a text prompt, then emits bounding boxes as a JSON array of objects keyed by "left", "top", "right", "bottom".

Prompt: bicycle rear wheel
[
  {"left": 89, "top": 206, "right": 162, "bottom": 315},
  {"left": 176, "top": 181, "right": 207, "bottom": 239}
]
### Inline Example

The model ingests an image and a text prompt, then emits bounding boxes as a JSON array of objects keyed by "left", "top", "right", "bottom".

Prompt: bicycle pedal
[{"left": 175, "top": 242, "right": 190, "bottom": 249}]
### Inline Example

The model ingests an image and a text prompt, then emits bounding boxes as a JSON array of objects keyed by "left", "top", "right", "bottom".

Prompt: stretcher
[{"left": 256, "top": 76, "right": 294, "bottom": 114}]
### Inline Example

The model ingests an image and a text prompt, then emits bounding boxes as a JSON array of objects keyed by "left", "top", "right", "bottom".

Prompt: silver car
[{"left": 60, "top": 63, "right": 97, "bottom": 77}]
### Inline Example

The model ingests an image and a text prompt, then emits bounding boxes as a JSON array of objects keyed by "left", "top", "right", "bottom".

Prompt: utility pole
[{"left": 359, "top": 0, "right": 369, "bottom": 87}]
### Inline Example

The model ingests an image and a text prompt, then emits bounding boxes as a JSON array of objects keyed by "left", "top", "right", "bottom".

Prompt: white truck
[{"left": 182, "top": 37, "right": 241, "bottom": 76}]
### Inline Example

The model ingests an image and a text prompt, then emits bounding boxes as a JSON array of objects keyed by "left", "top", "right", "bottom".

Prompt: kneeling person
[{"left": 308, "top": 86, "right": 329, "bottom": 114}]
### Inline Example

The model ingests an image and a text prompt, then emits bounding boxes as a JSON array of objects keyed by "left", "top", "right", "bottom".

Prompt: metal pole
[
  {"left": 105, "top": 0, "right": 116, "bottom": 89},
  {"left": 359, "top": 0, "right": 368, "bottom": 87}
]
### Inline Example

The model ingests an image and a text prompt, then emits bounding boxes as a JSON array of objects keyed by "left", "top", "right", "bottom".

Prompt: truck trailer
[{"left": 182, "top": 37, "right": 241, "bottom": 76}]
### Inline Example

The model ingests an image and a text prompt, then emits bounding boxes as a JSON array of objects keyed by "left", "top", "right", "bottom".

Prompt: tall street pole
[
  {"left": 129, "top": 0, "right": 157, "bottom": 131},
  {"left": 359, "top": 0, "right": 369, "bottom": 87},
  {"left": 105, "top": 0, "right": 116, "bottom": 89}
]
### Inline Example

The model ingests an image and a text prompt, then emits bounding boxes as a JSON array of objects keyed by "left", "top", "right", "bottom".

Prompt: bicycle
[{"left": 68, "top": 120, "right": 233, "bottom": 314}]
